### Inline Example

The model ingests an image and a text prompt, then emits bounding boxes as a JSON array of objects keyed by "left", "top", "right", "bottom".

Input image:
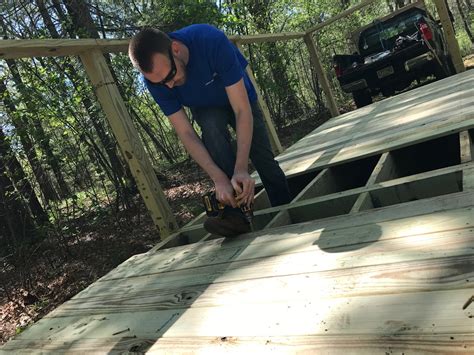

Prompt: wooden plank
[
  {"left": 290, "top": 194, "right": 358, "bottom": 223},
  {"left": 236, "top": 42, "right": 283, "bottom": 154},
  {"left": 252, "top": 188, "right": 271, "bottom": 211},
  {"left": 433, "top": 0, "right": 465, "bottom": 73},
  {"left": 251, "top": 71, "right": 474, "bottom": 183},
  {"left": 462, "top": 166, "right": 474, "bottom": 191},
  {"left": 350, "top": 192, "right": 374, "bottom": 212},
  {"left": 0, "top": 33, "right": 304, "bottom": 60},
  {"left": 79, "top": 50, "right": 177, "bottom": 237},
  {"left": 9, "top": 289, "right": 474, "bottom": 340},
  {"left": 0, "top": 39, "right": 129, "bottom": 59},
  {"left": 231, "top": 32, "right": 305, "bottom": 44},
  {"left": 46, "top": 252, "right": 474, "bottom": 316},
  {"left": 273, "top": 77, "right": 468, "bottom": 163},
  {"left": 95, "top": 195, "right": 474, "bottom": 281},
  {"left": 97, "top": 191, "right": 474, "bottom": 284},
  {"left": 253, "top": 162, "right": 471, "bottom": 222},
  {"left": 86, "top": 226, "right": 474, "bottom": 291},
  {"left": 351, "top": 152, "right": 394, "bottom": 213},
  {"left": 460, "top": 130, "right": 473, "bottom": 163},
  {"left": 370, "top": 170, "right": 462, "bottom": 208},
  {"left": 303, "top": 33, "right": 339, "bottom": 117},
  {"left": 4, "top": 334, "right": 473, "bottom": 354},
  {"left": 305, "top": 0, "right": 378, "bottom": 34},
  {"left": 163, "top": 161, "right": 470, "bottom": 242},
  {"left": 266, "top": 168, "right": 335, "bottom": 228}
]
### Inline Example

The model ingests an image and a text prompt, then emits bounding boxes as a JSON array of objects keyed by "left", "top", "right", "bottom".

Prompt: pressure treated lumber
[
  {"left": 0, "top": 33, "right": 304, "bottom": 60},
  {"left": 304, "top": 33, "right": 339, "bottom": 117},
  {"left": 43, "top": 251, "right": 474, "bottom": 317},
  {"left": 236, "top": 42, "right": 283, "bottom": 154},
  {"left": 350, "top": 153, "right": 395, "bottom": 212},
  {"left": 254, "top": 70, "right": 474, "bottom": 184},
  {"left": 4, "top": 334, "right": 473, "bottom": 354},
  {"left": 80, "top": 50, "right": 177, "bottom": 237},
  {"left": 95, "top": 191, "right": 474, "bottom": 280},
  {"left": 433, "top": 0, "right": 465, "bottom": 73}
]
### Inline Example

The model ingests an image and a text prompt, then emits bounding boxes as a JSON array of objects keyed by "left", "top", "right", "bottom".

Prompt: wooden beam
[
  {"left": 79, "top": 50, "right": 177, "bottom": 238},
  {"left": 303, "top": 33, "right": 339, "bottom": 118},
  {"left": 252, "top": 162, "right": 473, "bottom": 221},
  {"left": 351, "top": 152, "right": 395, "bottom": 213},
  {"left": 235, "top": 42, "right": 283, "bottom": 154},
  {"left": 433, "top": 0, "right": 465, "bottom": 73},
  {"left": 460, "top": 130, "right": 474, "bottom": 190},
  {"left": 370, "top": 170, "right": 462, "bottom": 207},
  {"left": 0, "top": 32, "right": 304, "bottom": 60},
  {"left": 100, "top": 191, "right": 474, "bottom": 280},
  {"left": 305, "top": 0, "right": 378, "bottom": 34},
  {"left": 172, "top": 161, "right": 472, "bottom": 237},
  {"left": 0, "top": 39, "right": 129, "bottom": 59},
  {"left": 266, "top": 168, "right": 336, "bottom": 228},
  {"left": 231, "top": 32, "right": 305, "bottom": 44},
  {"left": 459, "top": 130, "right": 473, "bottom": 163}
]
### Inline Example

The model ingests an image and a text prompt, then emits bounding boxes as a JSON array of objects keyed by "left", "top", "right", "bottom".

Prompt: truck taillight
[
  {"left": 334, "top": 64, "right": 343, "bottom": 77},
  {"left": 418, "top": 22, "right": 433, "bottom": 41}
]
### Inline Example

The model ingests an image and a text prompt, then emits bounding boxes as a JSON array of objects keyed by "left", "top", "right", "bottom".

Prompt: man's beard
[{"left": 174, "top": 58, "right": 187, "bottom": 86}]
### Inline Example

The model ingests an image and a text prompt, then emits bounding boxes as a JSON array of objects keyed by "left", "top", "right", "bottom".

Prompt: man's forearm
[{"left": 179, "top": 130, "right": 227, "bottom": 182}]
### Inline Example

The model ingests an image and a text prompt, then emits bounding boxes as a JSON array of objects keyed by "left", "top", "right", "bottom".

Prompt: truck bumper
[
  {"left": 404, "top": 52, "right": 434, "bottom": 72},
  {"left": 342, "top": 78, "right": 368, "bottom": 92}
]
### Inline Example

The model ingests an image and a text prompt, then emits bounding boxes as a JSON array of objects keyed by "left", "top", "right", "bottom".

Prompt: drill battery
[
  {"left": 202, "top": 191, "right": 254, "bottom": 224},
  {"left": 202, "top": 191, "right": 225, "bottom": 217}
]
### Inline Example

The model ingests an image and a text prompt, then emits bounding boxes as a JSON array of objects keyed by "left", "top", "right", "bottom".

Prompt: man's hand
[
  {"left": 215, "top": 176, "right": 238, "bottom": 208},
  {"left": 231, "top": 170, "right": 255, "bottom": 208}
]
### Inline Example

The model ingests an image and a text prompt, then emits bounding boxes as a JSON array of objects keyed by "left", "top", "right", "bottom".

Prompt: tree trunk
[
  {"left": 36, "top": 0, "right": 60, "bottom": 37},
  {"left": 455, "top": 0, "right": 474, "bottom": 43},
  {"left": 0, "top": 127, "right": 48, "bottom": 224},
  {"left": 0, "top": 159, "right": 37, "bottom": 245},
  {"left": 246, "top": 1, "right": 304, "bottom": 127},
  {"left": 0, "top": 79, "right": 59, "bottom": 202},
  {"left": 62, "top": 0, "right": 136, "bottom": 205},
  {"left": 130, "top": 108, "right": 176, "bottom": 164}
]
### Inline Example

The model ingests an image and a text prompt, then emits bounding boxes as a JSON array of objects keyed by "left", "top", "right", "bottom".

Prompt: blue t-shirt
[{"left": 144, "top": 24, "right": 257, "bottom": 116}]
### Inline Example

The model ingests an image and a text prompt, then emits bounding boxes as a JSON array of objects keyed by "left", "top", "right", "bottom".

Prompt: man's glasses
[{"left": 149, "top": 47, "right": 177, "bottom": 86}]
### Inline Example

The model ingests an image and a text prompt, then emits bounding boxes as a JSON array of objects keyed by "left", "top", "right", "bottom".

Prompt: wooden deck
[{"left": 2, "top": 71, "right": 474, "bottom": 354}]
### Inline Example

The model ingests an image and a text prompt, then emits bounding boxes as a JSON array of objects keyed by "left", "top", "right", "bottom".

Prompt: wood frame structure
[
  {"left": 0, "top": 0, "right": 465, "bottom": 240},
  {"left": 2, "top": 68, "right": 473, "bottom": 353},
  {"left": 2, "top": 0, "right": 473, "bottom": 350}
]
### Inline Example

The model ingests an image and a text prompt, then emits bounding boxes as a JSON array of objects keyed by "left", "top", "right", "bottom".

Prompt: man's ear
[{"left": 171, "top": 41, "right": 179, "bottom": 56}]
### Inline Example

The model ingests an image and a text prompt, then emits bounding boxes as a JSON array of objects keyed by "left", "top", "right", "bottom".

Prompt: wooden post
[
  {"left": 236, "top": 42, "right": 283, "bottom": 154},
  {"left": 80, "top": 49, "right": 178, "bottom": 238},
  {"left": 433, "top": 0, "right": 465, "bottom": 73},
  {"left": 303, "top": 33, "right": 339, "bottom": 118}
]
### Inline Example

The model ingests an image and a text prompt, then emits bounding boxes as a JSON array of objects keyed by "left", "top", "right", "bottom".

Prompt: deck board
[
  {"left": 2, "top": 72, "right": 474, "bottom": 353},
  {"left": 255, "top": 70, "right": 474, "bottom": 182}
]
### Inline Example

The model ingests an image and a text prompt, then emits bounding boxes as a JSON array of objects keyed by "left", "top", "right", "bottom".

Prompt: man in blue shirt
[{"left": 129, "top": 24, "right": 290, "bottom": 236}]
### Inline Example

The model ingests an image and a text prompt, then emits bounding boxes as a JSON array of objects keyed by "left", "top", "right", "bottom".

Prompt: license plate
[{"left": 377, "top": 66, "right": 394, "bottom": 78}]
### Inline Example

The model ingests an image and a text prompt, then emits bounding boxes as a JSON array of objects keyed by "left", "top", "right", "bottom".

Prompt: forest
[{"left": 1, "top": 0, "right": 472, "bottom": 344}]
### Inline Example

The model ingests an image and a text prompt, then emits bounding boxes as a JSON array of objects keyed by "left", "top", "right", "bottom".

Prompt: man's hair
[{"left": 128, "top": 28, "right": 171, "bottom": 73}]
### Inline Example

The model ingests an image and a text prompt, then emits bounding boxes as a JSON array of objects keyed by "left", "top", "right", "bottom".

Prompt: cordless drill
[{"left": 202, "top": 191, "right": 254, "bottom": 225}]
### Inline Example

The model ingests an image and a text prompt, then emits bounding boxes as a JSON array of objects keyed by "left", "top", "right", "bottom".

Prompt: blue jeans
[{"left": 191, "top": 102, "right": 291, "bottom": 207}]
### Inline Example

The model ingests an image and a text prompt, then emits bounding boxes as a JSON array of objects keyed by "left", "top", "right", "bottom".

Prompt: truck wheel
[
  {"left": 353, "top": 90, "right": 373, "bottom": 108},
  {"left": 434, "top": 55, "right": 454, "bottom": 79}
]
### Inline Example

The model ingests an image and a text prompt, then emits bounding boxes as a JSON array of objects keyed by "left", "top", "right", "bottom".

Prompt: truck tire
[
  {"left": 353, "top": 90, "right": 373, "bottom": 108},
  {"left": 434, "top": 55, "right": 454, "bottom": 80}
]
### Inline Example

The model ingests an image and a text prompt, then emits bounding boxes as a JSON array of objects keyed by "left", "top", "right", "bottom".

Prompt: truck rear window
[{"left": 359, "top": 9, "right": 425, "bottom": 56}]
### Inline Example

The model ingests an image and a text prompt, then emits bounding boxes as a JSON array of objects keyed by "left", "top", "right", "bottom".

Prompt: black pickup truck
[{"left": 333, "top": 2, "right": 454, "bottom": 108}]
